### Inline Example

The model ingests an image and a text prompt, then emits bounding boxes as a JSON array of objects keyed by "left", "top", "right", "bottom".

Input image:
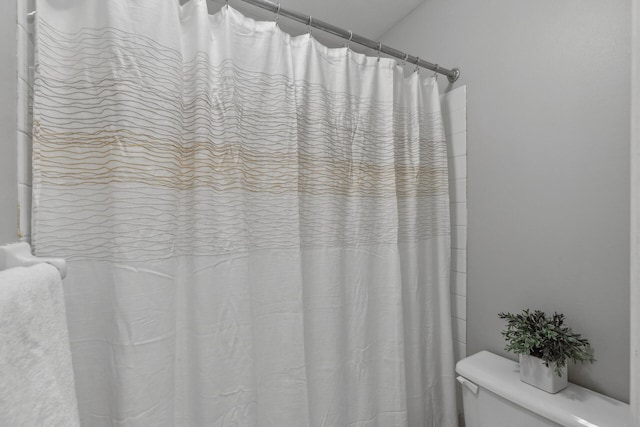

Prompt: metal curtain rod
[{"left": 230, "top": 0, "right": 461, "bottom": 82}]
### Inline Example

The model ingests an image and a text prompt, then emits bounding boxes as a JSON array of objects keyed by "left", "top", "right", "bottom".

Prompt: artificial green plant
[{"left": 498, "top": 309, "right": 595, "bottom": 377}]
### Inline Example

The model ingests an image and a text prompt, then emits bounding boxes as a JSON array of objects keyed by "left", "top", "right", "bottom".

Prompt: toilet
[{"left": 455, "top": 351, "right": 630, "bottom": 427}]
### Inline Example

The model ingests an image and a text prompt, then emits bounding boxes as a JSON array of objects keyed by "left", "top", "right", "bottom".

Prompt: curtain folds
[{"left": 32, "top": 0, "right": 457, "bottom": 425}]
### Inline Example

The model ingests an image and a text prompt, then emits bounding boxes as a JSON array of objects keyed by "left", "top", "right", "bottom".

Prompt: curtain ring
[
  {"left": 433, "top": 64, "right": 440, "bottom": 79},
  {"left": 376, "top": 42, "right": 382, "bottom": 62},
  {"left": 414, "top": 57, "right": 421, "bottom": 73},
  {"left": 346, "top": 31, "right": 353, "bottom": 50},
  {"left": 225, "top": 0, "right": 229, "bottom": 7},
  {"left": 307, "top": 16, "right": 313, "bottom": 36},
  {"left": 401, "top": 53, "right": 408, "bottom": 67},
  {"left": 274, "top": 3, "right": 281, "bottom": 26}
]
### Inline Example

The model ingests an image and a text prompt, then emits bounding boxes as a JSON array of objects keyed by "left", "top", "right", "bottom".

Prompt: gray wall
[
  {"left": 0, "top": 0, "right": 17, "bottom": 245},
  {"left": 382, "top": 0, "right": 631, "bottom": 401},
  {"left": 632, "top": 1, "right": 640, "bottom": 421}
]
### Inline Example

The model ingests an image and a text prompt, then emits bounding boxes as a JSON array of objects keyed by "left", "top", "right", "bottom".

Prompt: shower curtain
[{"left": 32, "top": 0, "right": 456, "bottom": 426}]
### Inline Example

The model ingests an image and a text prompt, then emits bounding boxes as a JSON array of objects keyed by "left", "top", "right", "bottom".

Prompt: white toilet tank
[{"left": 455, "top": 351, "right": 630, "bottom": 427}]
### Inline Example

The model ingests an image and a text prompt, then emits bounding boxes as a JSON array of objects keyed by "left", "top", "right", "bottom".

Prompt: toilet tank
[{"left": 455, "top": 351, "right": 630, "bottom": 427}]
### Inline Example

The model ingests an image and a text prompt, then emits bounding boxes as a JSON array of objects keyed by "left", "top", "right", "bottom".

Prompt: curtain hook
[
  {"left": 225, "top": 0, "right": 229, "bottom": 8},
  {"left": 376, "top": 42, "right": 382, "bottom": 62},
  {"left": 307, "top": 16, "right": 313, "bottom": 37},
  {"left": 401, "top": 53, "right": 408, "bottom": 68},
  {"left": 433, "top": 64, "right": 440, "bottom": 79},
  {"left": 274, "top": 3, "right": 281, "bottom": 26},
  {"left": 414, "top": 57, "right": 420, "bottom": 73},
  {"left": 346, "top": 31, "right": 353, "bottom": 50}
]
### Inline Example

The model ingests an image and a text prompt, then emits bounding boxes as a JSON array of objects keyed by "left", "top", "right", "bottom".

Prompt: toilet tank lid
[{"left": 455, "top": 351, "right": 630, "bottom": 427}]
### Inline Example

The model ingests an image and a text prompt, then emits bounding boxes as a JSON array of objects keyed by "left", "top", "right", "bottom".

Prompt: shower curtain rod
[{"left": 228, "top": 0, "right": 461, "bottom": 83}]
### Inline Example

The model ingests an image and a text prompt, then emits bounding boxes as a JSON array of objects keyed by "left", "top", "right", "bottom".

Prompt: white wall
[
  {"left": 0, "top": 0, "right": 18, "bottom": 245},
  {"left": 441, "top": 86, "right": 468, "bottom": 425},
  {"left": 442, "top": 86, "right": 468, "bottom": 366},
  {"left": 382, "top": 0, "right": 631, "bottom": 402},
  {"left": 631, "top": 0, "right": 639, "bottom": 422},
  {"left": 16, "top": 0, "right": 34, "bottom": 242}
]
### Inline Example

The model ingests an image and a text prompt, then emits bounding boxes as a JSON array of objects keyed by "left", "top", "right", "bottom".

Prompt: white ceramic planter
[{"left": 518, "top": 354, "right": 568, "bottom": 394}]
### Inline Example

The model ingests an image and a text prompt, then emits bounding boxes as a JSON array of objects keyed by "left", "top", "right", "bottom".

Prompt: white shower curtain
[{"left": 32, "top": 0, "right": 456, "bottom": 425}]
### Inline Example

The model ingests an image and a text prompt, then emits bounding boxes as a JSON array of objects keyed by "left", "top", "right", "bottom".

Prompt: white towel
[{"left": 0, "top": 263, "right": 80, "bottom": 427}]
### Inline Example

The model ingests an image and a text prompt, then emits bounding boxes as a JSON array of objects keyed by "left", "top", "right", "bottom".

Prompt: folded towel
[{"left": 0, "top": 263, "right": 80, "bottom": 427}]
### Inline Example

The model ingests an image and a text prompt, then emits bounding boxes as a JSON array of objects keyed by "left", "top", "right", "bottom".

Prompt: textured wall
[{"left": 382, "top": 0, "right": 631, "bottom": 402}]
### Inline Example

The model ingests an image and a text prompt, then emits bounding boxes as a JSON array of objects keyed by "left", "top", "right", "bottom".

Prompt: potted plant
[{"left": 498, "top": 309, "right": 595, "bottom": 393}]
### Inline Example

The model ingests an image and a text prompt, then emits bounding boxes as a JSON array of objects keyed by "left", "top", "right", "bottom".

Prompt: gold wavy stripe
[{"left": 34, "top": 132, "right": 448, "bottom": 198}]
